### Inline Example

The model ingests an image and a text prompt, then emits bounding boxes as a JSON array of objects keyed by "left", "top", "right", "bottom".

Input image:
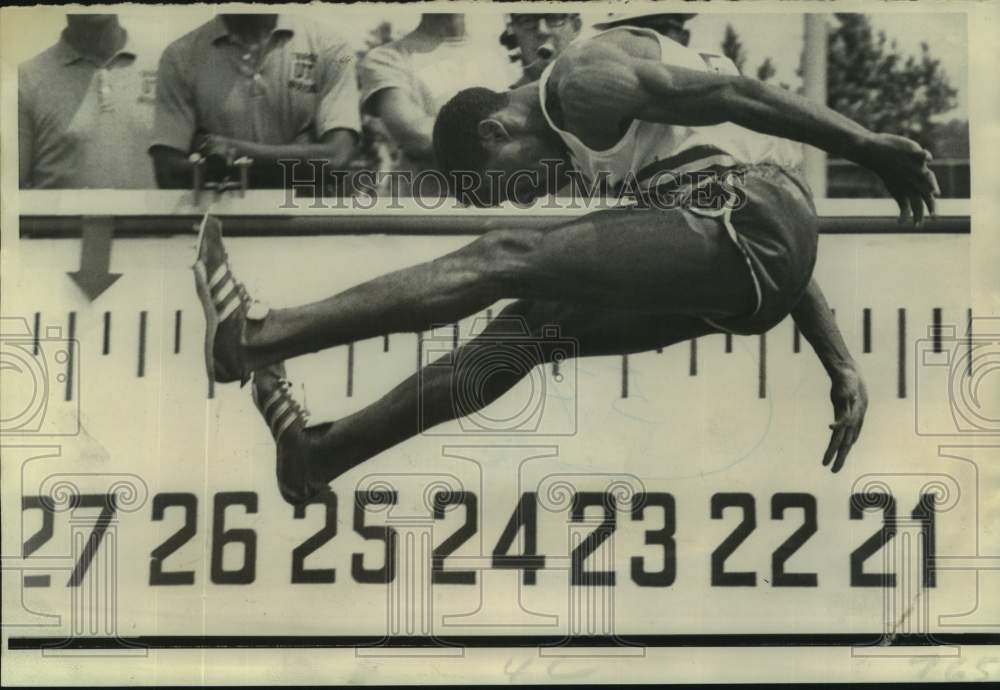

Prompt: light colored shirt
[
  {"left": 19, "top": 30, "right": 158, "bottom": 189},
  {"left": 359, "top": 30, "right": 515, "bottom": 186},
  {"left": 151, "top": 15, "right": 360, "bottom": 153},
  {"left": 360, "top": 31, "right": 513, "bottom": 119}
]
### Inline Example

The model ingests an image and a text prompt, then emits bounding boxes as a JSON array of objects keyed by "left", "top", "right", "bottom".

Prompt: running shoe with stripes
[
  {"left": 192, "top": 214, "right": 268, "bottom": 389},
  {"left": 252, "top": 362, "right": 333, "bottom": 506}
]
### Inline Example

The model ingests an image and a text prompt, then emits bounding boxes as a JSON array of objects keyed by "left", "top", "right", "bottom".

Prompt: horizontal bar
[
  {"left": 7, "top": 633, "right": 997, "bottom": 650},
  {"left": 15, "top": 189, "right": 972, "bottom": 217},
  {"left": 19, "top": 214, "right": 970, "bottom": 239}
]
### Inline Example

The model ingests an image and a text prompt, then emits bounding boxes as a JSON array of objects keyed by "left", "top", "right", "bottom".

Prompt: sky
[{"left": 4, "top": 7, "right": 968, "bottom": 121}]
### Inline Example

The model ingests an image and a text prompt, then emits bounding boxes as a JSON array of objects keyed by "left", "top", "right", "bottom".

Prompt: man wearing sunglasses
[{"left": 503, "top": 13, "right": 583, "bottom": 87}]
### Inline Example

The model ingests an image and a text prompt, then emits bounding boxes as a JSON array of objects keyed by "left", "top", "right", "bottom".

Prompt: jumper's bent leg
[
  {"left": 240, "top": 207, "right": 755, "bottom": 371},
  {"left": 257, "top": 300, "right": 716, "bottom": 504}
]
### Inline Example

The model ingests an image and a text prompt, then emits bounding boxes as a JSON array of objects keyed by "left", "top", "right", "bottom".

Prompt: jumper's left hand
[
  {"left": 824, "top": 366, "right": 868, "bottom": 473},
  {"left": 858, "top": 133, "right": 941, "bottom": 226}
]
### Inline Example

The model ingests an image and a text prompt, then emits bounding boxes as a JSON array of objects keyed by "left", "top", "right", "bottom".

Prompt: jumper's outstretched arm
[
  {"left": 791, "top": 277, "right": 868, "bottom": 473},
  {"left": 556, "top": 37, "right": 940, "bottom": 224}
]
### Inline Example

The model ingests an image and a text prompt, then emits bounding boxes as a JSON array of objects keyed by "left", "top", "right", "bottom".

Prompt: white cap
[{"left": 592, "top": 11, "right": 696, "bottom": 31}]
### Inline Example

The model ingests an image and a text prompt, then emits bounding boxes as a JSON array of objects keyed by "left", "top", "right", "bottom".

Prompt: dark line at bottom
[{"left": 8, "top": 633, "right": 997, "bottom": 651}]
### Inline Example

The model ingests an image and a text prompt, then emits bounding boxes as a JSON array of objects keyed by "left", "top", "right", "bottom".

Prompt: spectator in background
[
  {"left": 19, "top": 14, "right": 158, "bottom": 189},
  {"left": 150, "top": 13, "right": 359, "bottom": 189},
  {"left": 592, "top": 12, "right": 697, "bottom": 47},
  {"left": 592, "top": 12, "right": 745, "bottom": 78},
  {"left": 359, "top": 13, "right": 514, "bottom": 195},
  {"left": 503, "top": 13, "right": 583, "bottom": 88}
]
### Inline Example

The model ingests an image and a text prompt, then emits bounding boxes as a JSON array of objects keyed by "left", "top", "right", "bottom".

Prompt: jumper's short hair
[{"left": 432, "top": 87, "right": 511, "bottom": 205}]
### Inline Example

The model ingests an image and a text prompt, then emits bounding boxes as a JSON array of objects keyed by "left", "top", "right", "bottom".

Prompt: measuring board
[{"left": 3, "top": 228, "right": 997, "bottom": 648}]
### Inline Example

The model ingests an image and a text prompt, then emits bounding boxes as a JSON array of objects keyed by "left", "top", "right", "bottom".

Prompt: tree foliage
[
  {"left": 756, "top": 57, "right": 776, "bottom": 83},
  {"left": 720, "top": 24, "right": 747, "bottom": 72},
  {"left": 722, "top": 14, "right": 962, "bottom": 156},
  {"left": 826, "top": 14, "right": 958, "bottom": 149},
  {"left": 720, "top": 26, "right": 785, "bottom": 88}
]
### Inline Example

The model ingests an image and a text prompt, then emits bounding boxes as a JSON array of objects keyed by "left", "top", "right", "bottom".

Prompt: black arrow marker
[{"left": 67, "top": 216, "right": 121, "bottom": 301}]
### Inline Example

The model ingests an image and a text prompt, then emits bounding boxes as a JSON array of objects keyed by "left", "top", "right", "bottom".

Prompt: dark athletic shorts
[{"left": 685, "top": 163, "right": 819, "bottom": 336}]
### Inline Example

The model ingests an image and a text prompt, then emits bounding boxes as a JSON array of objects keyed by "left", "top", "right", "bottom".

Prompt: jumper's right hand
[
  {"left": 857, "top": 133, "right": 940, "bottom": 226},
  {"left": 823, "top": 366, "right": 868, "bottom": 473}
]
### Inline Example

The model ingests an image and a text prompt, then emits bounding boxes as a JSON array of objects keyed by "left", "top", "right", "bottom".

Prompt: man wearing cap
[
  {"left": 19, "top": 14, "right": 158, "bottom": 189},
  {"left": 593, "top": 12, "right": 698, "bottom": 48},
  {"left": 150, "top": 13, "right": 360, "bottom": 189}
]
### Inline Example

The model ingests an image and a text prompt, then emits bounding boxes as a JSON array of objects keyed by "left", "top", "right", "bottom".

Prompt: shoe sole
[
  {"left": 193, "top": 215, "right": 218, "bottom": 398},
  {"left": 275, "top": 418, "right": 314, "bottom": 505},
  {"left": 277, "top": 419, "right": 335, "bottom": 507},
  {"left": 192, "top": 214, "right": 242, "bottom": 396},
  {"left": 278, "top": 475, "right": 329, "bottom": 506}
]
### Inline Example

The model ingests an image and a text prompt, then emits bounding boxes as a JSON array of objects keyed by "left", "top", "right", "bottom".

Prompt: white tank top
[{"left": 538, "top": 27, "right": 803, "bottom": 190}]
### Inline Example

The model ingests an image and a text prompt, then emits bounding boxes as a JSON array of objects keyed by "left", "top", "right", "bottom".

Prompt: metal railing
[{"left": 17, "top": 190, "right": 971, "bottom": 238}]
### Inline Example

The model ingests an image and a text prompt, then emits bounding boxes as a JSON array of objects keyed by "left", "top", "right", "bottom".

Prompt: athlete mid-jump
[{"left": 195, "top": 27, "right": 938, "bottom": 505}]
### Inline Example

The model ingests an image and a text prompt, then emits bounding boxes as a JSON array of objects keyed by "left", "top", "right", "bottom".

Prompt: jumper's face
[
  {"left": 479, "top": 127, "right": 566, "bottom": 205},
  {"left": 508, "top": 14, "right": 581, "bottom": 65}
]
